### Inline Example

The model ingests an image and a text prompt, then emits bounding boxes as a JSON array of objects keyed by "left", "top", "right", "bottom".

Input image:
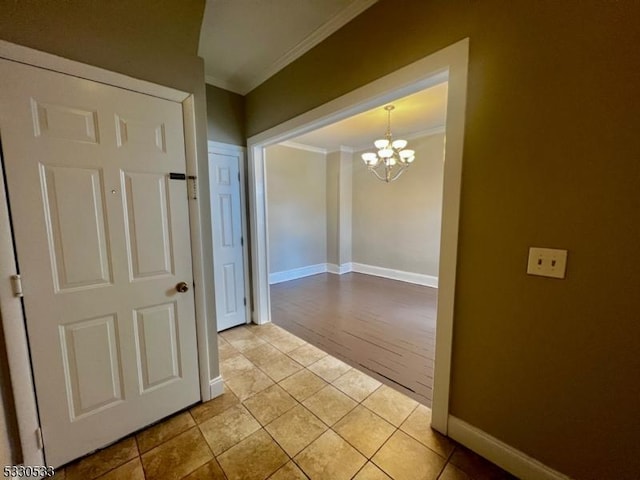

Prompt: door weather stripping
[
  {"left": 10, "top": 275, "right": 23, "bottom": 297},
  {"left": 188, "top": 175, "right": 198, "bottom": 200}
]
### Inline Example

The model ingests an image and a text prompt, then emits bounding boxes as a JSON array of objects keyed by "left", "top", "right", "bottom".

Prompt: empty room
[{"left": 265, "top": 85, "right": 447, "bottom": 406}]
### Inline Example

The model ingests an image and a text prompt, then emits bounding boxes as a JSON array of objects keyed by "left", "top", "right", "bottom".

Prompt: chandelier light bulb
[
  {"left": 361, "top": 152, "right": 378, "bottom": 165},
  {"left": 374, "top": 139, "right": 389, "bottom": 149},
  {"left": 379, "top": 148, "right": 393, "bottom": 158},
  {"left": 361, "top": 104, "right": 416, "bottom": 183},
  {"left": 392, "top": 139, "right": 407, "bottom": 150}
]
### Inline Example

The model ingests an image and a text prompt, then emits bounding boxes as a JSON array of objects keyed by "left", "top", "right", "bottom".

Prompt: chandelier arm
[
  {"left": 364, "top": 105, "right": 413, "bottom": 183},
  {"left": 369, "top": 166, "right": 389, "bottom": 182},
  {"left": 389, "top": 165, "right": 409, "bottom": 182}
]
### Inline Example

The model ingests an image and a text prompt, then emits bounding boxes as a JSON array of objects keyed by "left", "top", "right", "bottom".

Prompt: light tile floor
[{"left": 53, "top": 323, "right": 515, "bottom": 480}]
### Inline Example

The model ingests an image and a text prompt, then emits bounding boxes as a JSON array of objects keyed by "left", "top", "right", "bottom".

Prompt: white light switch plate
[{"left": 527, "top": 247, "right": 568, "bottom": 279}]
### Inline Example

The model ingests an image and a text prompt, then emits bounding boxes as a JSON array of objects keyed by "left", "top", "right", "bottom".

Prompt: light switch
[{"left": 527, "top": 247, "right": 568, "bottom": 279}]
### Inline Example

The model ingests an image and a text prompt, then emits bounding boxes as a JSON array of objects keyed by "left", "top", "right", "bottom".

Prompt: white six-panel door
[
  {"left": 0, "top": 59, "right": 200, "bottom": 466},
  {"left": 209, "top": 150, "right": 247, "bottom": 331}
]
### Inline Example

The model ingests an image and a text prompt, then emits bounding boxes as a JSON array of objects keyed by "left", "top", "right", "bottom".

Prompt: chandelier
[{"left": 361, "top": 105, "right": 415, "bottom": 183}]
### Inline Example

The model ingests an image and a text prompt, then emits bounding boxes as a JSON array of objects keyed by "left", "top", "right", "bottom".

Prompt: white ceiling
[
  {"left": 285, "top": 82, "right": 449, "bottom": 152},
  {"left": 198, "top": 1, "right": 447, "bottom": 150},
  {"left": 199, "top": 0, "right": 378, "bottom": 95}
]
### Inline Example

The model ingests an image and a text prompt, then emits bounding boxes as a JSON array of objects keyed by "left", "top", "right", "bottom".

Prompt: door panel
[
  {"left": 209, "top": 151, "right": 247, "bottom": 331},
  {"left": 223, "top": 263, "right": 238, "bottom": 314},
  {"left": 60, "top": 315, "right": 123, "bottom": 418},
  {"left": 133, "top": 302, "right": 180, "bottom": 392},
  {"left": 0, "top": 59, "right": 200, "bottom": 466},
  {"left": 41, "top": 165, "right": 112, "bottom": 291},
  {"left": 32, "top": 100, "right": 100, "bottom": 144},
  {"left": 121, "top": 172, "right": 174, "bottom": 279}
]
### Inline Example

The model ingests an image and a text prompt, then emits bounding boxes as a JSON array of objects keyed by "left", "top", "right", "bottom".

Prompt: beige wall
[
  {"left": 0, "top": 0, "right": 223, "bottom": 465},
  {"left": 246, "top": 1, "right": 640, "bottom": 478},
  {"left": 206, "top": 84, "right": 245, "bottom": 145},
  {"left": 326, "top": 153, "right": 340, "bottom": 265},
  {"left": 266, "top": 145, "right": 327, "bottom": 273},
  {"left": 326, "top": 150, "right": 353, "bottom": 267},
  {"left": 353, "top": 133, "right": 444, "bottom": 276}
]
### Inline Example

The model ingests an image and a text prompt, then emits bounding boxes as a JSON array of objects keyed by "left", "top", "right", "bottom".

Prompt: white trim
[
  {"left": 248, "top": 39, "right": 469, "bottom": 434},
  {"left": 207, "top": 141, "right": 252, "bottom": 326},
  {"left": 0, "top": 150, "right": 44, "bottom": 467},
  {"left": 326, "top": 145, "right": 356, "bottom": 154},
  {"left": 282, "top": 126, "right": 446, "bottom": 155},
  {"left": 273, "top": 262, "right": 437, "bottom": 287},
  {"left": 183, "top": 96, "right": 213, "bottom": 402},
  {"left": 351, "top": 125, "right": 446, "bottom": 153},
  {"left": 214, "top": 0, "right": 379, "bottom": 95},
  {"left": 327, "top": 263, "right": 353, "bottom": 275},
  {"left": 207, "top": 140, "right": 247, "bottom": 152},
  {"left": 279, "top": 141, "right": 328, "bottom": 154},
  {"left": 205, "top": 75, "right": 244, "bottom": 95},
  {"left": 0, "top": 41, "right": 213, "bottom": 462},
  {"left": 0, "top": 40, "right": 188, "bottom": 102},
  {"left": 351, "top": 263, "right": 438, "bottom": 288},
  {"left": 448, "top": 416, "right": 572, "bottom": 480},
  {"left": 209, "top": 376, "right": 224, "bottom": 398},
  {"left": 269, "top": 264, "right": 327, "bottom": 284}
]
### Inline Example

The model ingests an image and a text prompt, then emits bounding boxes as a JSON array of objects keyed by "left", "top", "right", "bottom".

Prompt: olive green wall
[
  {"left": 206, "top": 84, "right": 246, "bottom": 145},
  {"left": 246, "top": 1, "right": 640, "bottom": 479},
  {"left": 0, "top": 0, "right": 221, "bottom": 465}
]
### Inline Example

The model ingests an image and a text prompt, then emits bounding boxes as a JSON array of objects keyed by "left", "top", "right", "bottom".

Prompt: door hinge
[
  {"left": 241, "top": 237, "right": 244, "bottom": 247},
  {"left": 187, "top": 175, "right": 197, "bottom": 200},
  {"left": 243, "top": 297, "right": 246, "bottom": 306},
  {"left": 237, "top": 172, "right": 240, "bottom": 182},
  {"left": 10, "top": 275, "right": 23, "bottom": 297},
  {"left": 35, "top": 427, "right": 43, "bottom": 450}
]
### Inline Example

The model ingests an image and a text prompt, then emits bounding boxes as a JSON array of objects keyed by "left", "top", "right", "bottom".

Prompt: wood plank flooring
[{"left": 270, "top": 272, "right": 437, "bottom": 406}]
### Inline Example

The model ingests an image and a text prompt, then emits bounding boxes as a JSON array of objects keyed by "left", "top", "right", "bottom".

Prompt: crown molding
[
  {"left": 242, "top": 0, "right": 378, "bottom": 94},
  {"left": 204, "top": 75, "right": 245, "bottom": 95},
  {"left": 352, "top": 125, "right": 446, "bottom": 152},
  {"left": 279, "top": 141, "right": 327, "bottom": 154},
  {"left": 326, "top": 145, "right": 355, "bottom": 154}
]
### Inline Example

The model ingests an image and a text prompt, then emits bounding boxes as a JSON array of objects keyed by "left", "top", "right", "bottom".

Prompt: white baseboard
[
  {"left": 209, "top": 376, "right": 224, "bottom": 399},
  {"left": 448, "top": 416, "right": 571, "bottom": 480},
  {"left": 268, "top": 263, "right": 327, "bottom": 284},
  {"left": 327, "top": 262, "right": 353, "bottom": 274},
  {"left": 350, "top": 262, "right": 438, "bottom": 288},
  {"left": 270, "top": 262, "right": 438, "bottom": 287}
]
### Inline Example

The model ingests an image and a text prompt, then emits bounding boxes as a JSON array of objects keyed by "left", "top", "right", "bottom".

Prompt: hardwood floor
[{"left": 270, "top": 272, "right": 437, "bottom": 405}]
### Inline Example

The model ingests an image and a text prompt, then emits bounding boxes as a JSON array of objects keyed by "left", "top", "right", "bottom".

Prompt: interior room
[
  {"left": 264, "top": 85, "right": 447, "bottom": 406},
  {"left": 1, "top": 1, "right": 639, "bottom": 480}
]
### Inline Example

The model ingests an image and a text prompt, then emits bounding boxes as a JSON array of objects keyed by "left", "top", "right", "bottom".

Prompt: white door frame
[
  {"left": 0, "top": 40, "right": 213, "bottom": 465},
  {"left": 207, "top": 140, "right": 252, "bottom": 327},
  {"left": 247, "top": 38, "right": 469, "bottom": 434}
]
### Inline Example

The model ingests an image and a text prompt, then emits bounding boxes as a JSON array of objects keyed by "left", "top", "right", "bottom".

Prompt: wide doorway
[
  {"left": 264, "top": 84, "right": 446, "bottom": 405},
  {"left": 248, "top": 39, "right": 469, "bottom": 431}
]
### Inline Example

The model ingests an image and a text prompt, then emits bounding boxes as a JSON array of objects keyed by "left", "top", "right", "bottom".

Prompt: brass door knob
[{"left": 176, "top": 282, "right": 189, "bottom": 293}]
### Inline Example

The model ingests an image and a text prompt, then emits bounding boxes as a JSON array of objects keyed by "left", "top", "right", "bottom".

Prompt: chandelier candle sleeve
[{"left": 361, "top": 105, "right": 415, "bottom": 182}]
